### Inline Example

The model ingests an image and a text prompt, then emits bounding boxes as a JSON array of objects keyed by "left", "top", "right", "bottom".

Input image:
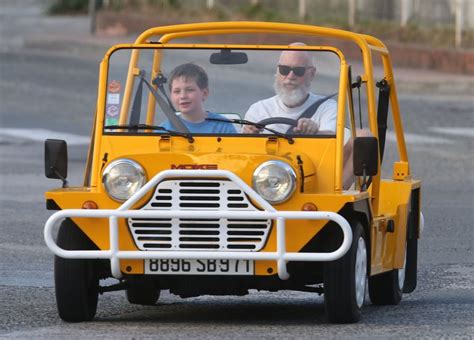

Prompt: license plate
[{"left": 144, "top": 259, "right": 254, "bottom": 275}]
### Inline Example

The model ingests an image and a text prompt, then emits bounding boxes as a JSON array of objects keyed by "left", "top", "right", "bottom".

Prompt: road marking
[
  {"left": 386, "top": 132, "right": 454, "bottom": 145},
  {"left": 0, "top": 128, "right": 89, "bottom": 145},
  {"left": 1, "top": 128, "right": 465, "bottom": 146},
  {"left": 429, "top": 127, "right": 474, "bottom": 138}
]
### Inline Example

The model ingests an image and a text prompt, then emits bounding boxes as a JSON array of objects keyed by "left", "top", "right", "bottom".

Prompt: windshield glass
[{"left": 105, "top": 47, "right": 341, "bottom": 137}]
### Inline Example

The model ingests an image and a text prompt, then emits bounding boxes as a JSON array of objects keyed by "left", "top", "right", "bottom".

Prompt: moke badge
[{"left": 171, "top": 164, "right": 218, "bottom": 170}]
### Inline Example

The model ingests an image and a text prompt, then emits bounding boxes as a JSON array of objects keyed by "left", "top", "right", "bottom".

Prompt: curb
[
  {"left": 96, "top": 12, "right": 474, "bottom": 76},
  {"left": 388, "top": 43, "right": 474, "bottom": 75},
  {"left": 23, "top": 34, "right": 129, "bottom": 56}
]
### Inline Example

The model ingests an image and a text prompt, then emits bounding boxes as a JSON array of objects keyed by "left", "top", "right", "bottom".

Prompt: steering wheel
[{"left": 257, "top": 117, "right": 298, "bottom": 128}]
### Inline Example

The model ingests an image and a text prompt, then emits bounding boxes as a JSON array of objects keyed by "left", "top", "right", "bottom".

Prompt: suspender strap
[
  {"left": 376, "top": 79, "right": 390, "bottom": 163},
  {"left": 285, "top": 93, "right": 337, "bottom": 134}
]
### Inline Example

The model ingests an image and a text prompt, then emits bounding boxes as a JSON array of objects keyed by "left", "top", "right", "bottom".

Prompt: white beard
[{"left": 273, "top": 76, "right": 310, "bottom": 107}]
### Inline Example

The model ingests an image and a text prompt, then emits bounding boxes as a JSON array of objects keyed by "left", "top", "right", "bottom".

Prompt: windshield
[{"left": 104, "top": 47, "right": 342, "bottom": 138}]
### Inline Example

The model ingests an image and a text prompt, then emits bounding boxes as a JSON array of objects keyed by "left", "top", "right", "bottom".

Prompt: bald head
[{"left": 278, "top": 42, "right": 314, "bottom": 68}]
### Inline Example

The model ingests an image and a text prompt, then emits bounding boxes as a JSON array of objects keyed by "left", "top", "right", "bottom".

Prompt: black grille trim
[
  {"left": 179, "top": 182, "right": 220, "bottom": 187},
  {"left": 128, "top": 179, "right": 272, "bottom": 251}
]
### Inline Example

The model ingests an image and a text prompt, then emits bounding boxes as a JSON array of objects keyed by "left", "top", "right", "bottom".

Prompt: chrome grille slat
[{"left": 128, "top": 179, "right": 272, "bottom": 251}]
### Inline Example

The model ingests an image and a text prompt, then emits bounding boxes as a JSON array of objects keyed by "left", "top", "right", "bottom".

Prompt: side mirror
[
  {"left": 45, "top": 139, "right": 68, "bottom": 187},
  {"left": 210, "top": 49, "right": 248, "bottom": 65},
  {"left": 353, "top": 137, "right": 378, "bottom": 176}
]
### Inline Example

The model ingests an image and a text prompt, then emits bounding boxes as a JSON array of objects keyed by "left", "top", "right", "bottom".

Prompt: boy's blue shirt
[{"left": 161, "top": 112, "right": 237, "bottom": 134}]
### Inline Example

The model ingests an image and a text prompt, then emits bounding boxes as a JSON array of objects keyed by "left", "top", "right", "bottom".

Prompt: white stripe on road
[
  {"left": 1, "top": 128, "right": 464, "bottom": 147},
  {"left": 429, "top": 127, "right": 474, "bottom": 138},
  {"left": 0, "top": 128, "right": 89, "bottom": 145},
  {"left": 386, "top": 132, "right": 454, "bottom": 145}
]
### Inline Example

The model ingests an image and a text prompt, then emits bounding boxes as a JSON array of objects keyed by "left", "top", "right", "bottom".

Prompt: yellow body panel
[{"left": 379, "top": 180, "right": 421, "bottom": 266}]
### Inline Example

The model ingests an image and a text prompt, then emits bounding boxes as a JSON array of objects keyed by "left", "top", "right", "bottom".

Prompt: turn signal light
[
  {"left": 82, "top": 201, "right": 98, "bottom": 209},
  {"left": 302, "top": 202, "right": 317, "bottom": 211}
]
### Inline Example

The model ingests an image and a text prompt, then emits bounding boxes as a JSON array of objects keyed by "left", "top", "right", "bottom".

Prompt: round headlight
[
  {"left": 102, "top": 159, "right": 146, "bottom": 201},
  {"left": 252, "top": 161, "right": 296, "bottom": 204}
]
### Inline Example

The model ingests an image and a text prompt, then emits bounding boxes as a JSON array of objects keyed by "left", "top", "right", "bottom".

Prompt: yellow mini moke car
[{"left": 44, "top": 22, "right": 422, "bottom": 323}]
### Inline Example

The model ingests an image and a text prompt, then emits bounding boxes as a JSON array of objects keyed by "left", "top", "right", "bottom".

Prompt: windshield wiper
[
  {"left": 205, "top": 117, "right": 294, "bottom": 144},
  {"left": 105, "top": 124, "right": 194, "bottom": 143}
]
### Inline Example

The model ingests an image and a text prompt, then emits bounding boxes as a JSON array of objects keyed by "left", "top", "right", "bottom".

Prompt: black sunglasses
[{"left": 278, "top": 65, "right": 311, "bottom": 77}]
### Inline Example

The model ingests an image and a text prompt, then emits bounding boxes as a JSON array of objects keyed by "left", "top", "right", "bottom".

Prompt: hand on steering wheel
[
  {"left": 257, "top": 117, "right": 318, "bottom": 134},
  {"left": 293, "top": 118, "right": 319, "bottom": 134}
]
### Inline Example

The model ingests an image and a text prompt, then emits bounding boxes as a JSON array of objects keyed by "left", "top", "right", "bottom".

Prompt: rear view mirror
[
  {"left": 210, "top": 49, "right": 248, "bottom": 64},
  {"left": 353, "top": 137, "right": 378, "bottom": 176},
  {"left": 45, "top": 139, "right": 68, "bottom": 186}
]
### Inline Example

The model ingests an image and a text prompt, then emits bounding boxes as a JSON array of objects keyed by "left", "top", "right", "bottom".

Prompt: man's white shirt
[{"left": 244, "top": 93, "right": 337, "bottom": 134}]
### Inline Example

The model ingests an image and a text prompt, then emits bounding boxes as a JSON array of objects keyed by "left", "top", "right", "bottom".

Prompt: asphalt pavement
[{"left": 1, "top": 2, "right": 473, "bottom": 338}]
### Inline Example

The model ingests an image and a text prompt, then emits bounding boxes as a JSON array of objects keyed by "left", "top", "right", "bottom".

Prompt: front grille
[{"left": 128, "top": 180, "right": 272, "bottom": 251}]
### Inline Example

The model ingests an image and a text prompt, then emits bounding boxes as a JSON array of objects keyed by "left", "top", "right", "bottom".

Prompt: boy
[{"left": 161, "top": 63, "right": 236, "bottom": 134}]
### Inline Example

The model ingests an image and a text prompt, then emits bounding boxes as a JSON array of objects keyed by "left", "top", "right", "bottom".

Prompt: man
[
  {"left": 243, "top": 42, "right": 336, "bottom": 135},
  {"left": 244, "top": 44, "right": 369, "bottom": 189}
]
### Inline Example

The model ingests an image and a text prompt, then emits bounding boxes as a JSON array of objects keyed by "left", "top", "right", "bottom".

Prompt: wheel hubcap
[{"left": 355, "top": 237, "right": 367, "bottom": 308}]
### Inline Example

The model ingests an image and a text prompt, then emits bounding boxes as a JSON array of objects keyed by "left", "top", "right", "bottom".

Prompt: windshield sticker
[
  {"left": 107, "top": 93, "right": 120, "bottom": 105},
  {"left": 108, "top": 80, "right": 121, "bottom": 93},
  {"left": 106, "top": 105, "right": 119, "bottom": 118},
  {"left": 105, "top": 104, "right": 119, "bottom": 127}
]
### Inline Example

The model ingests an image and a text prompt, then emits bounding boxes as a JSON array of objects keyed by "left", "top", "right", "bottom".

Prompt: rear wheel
[
  {"left": 403, "top": 236, "right": 418, "bottom": 293},
  {"left": 369, "top": 203, "right": 420, "bottom": 304},
  {"left": 55, "top": 219, "right": 99, "bottom": 322},
  {"left": 324, "top": 222, "right": 367, "bottom": 323},
  {"left": 368, "top": 246, "right": 406, "bottom": 305},
  {"left": 403, "top": 208, "right": 419, "bottom": 293}
]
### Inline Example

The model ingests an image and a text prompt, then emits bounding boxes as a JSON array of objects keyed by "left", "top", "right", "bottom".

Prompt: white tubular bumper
[{"left": 44, "top": 170, "right": 353, "bottom": 280}]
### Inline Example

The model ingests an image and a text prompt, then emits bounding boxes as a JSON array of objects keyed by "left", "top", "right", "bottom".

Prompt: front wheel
[
  {"left": 324, "top": 221, "right": 368, "bottom": 323},
  {"left": 55, "top": 219, "right": 99, "bottom": 322}
]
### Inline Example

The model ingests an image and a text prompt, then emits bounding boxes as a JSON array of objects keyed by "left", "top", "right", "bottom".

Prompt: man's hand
[
  {"left": 242, "top": 125, "right": 262, "bottom": 134},
  {"left": 293, "top": 118, "right": 319, "bottom": 134}
]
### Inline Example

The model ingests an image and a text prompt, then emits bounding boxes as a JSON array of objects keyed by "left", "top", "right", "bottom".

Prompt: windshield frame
[{"left": 101, "top": 44, "right": 347, "bottom": 139}]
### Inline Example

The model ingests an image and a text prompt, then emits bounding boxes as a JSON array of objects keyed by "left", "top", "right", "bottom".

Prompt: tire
[
  {"left": 403, "top": 237, "right": 418, "bottom": 293},
  {"left": 403, "top": 208, "right": 419, "bottom": 293},
  {"left": 126, "top": 277, "right": 160, "bottom": 305},
  {"left": 324, "top": 221, "right": 368, "bottom": 323},
  {"left": 55, "top": 219, "right": 99, "bottom": 322},
  {"left": 368, "top": 247, "right": 405, "bottom": 305}
]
